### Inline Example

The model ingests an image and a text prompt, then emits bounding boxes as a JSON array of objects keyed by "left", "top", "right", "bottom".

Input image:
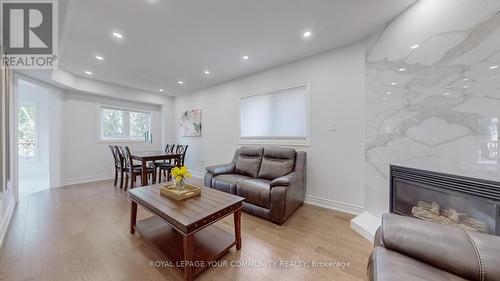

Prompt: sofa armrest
[
  {"left": 269, "top": 172, "right": 305, "bottom": 224},
  {"left": 206, "top": 163, "right": 235, "bottom": 176},
  {"left": 203, "top": 172, "right": 214, "bottom": 188},
  {"left": 270, "top": 171, "right": 301, "bottom": 187},
  {"left": 380, "top": 213, "right": 500, "bottom": 281},
  {"left": 373, "top": 226, "right": 383, "bottom": 247}
]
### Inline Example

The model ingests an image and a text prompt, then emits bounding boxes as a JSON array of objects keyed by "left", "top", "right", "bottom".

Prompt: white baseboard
[
  {"left": 58, "top": 173, "right": 115, "bottom": 187},
  {"left": 0, "top": 198, "right": 16, "bottom": 248},
  {"left": 304, "top": 195, "right": 363, "bottom": 215},
  {"left": 350, "top": 211, "right": 381, "bottom": 242}
]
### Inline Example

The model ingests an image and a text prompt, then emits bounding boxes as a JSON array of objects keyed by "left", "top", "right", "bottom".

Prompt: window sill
[
  {"left": 239, "top": 138, "right": 310, "bottom": 147},
  {"left": 19, "top": 158, "right": 38, "bottom": 163},
  {"left": 96, "top": 139, "right": 147, "bottom": 144}
]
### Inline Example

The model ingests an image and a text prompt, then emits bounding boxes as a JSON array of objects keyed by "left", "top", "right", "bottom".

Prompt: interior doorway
[{"left": 17, "top": 78, "right": 50, "bottom": 198}]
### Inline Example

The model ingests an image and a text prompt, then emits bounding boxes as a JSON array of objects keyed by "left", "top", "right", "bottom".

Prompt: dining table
[{"left": 130, "top": 151, "right": 182, "bottom": 186}]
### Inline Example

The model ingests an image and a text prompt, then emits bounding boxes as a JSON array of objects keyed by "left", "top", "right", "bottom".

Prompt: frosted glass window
[{"left": 240, "top": 85, "right": 307, "bottom": 139}]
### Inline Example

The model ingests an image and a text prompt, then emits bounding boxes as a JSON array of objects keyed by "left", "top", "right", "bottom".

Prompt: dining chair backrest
[
  {"left": 115, "top": 145, "right": 124, "bottom": 167},
  {"left": 175, "top": 145, "right": 188, "bottom": 166},
  {"left": 118, "top": 146, "right": 133, "bottom": 170},
  {"left": 109, "top": 145, "right": 120, "bottom": 168},
  {"left": 117, "top": 146, "right": 126, "bottom": 167},
  {"left": 169, "top": 144, "right": 176, "bottom": 153},
  {"left": 124, "top": 146, "right": 134, "bottom": 170},
  {"left": 115, "top": 145, "right": 125, "bottom": 166},
  {"left": 165, "top": 144, "right": 175, "bottom": 153}
]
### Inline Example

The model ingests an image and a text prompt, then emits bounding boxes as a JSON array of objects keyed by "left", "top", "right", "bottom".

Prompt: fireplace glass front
[{"left": 390, "top": 165, "right": 500, "bottom": 236}]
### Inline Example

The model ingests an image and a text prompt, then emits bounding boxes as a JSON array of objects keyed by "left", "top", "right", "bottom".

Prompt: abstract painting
[{"left": 180, "top": 109, "right": 202, "bottom": 137}]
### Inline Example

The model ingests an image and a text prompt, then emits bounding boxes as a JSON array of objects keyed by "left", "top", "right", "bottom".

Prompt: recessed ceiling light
[
  {"left": 382, "top": 97, "right": 387, "bottom": 101},
  {"left": 463, "top": 78, "right": 469, "bottom": 81},
  {"left": 242, "top": 55, "right": 249, "bottom": 60},
  {"left": 391, "top": 82, "right": 397, "bottom": 85},
  {"left": 177, "top": 81, "right": 184, "bottom": 85},
  {"left": 95, "top": 55, "right": 104, "bottom": 61},
  {"left": 204, "top": 70, "right": 211, "bottom": 75},
  {"left": 386, "top": 91, "right": 392, "bottom": 95},
  {"left": 489, "top": 65, "right": 498, "bottom": 69},
  {"left": 444, "top": 92, "right": 451, "bottom": 96},
  {"left": 85, "top": 71, "right": 93, "bottom": 75},
  {"left": 112, "top": 32, "right": 123, "bottom": 39},
  {"left": 410, "top": 44, "right": 420, "bottom": 49},
  {"left": 463, "top": 85, "right": 470, "bottom": 89},
  {"left": 303, "top": 31, "right": 312, "bottom": 38},
  {"left": 159, "top": 88, "right": 164, "bottom": 92},
  {"left": 398, "top": 68, "right": 406, "bottom": 72}
]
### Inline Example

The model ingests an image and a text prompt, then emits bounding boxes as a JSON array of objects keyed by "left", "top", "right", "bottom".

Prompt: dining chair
[
  {"left": 158, "top": 144, "right": 188, "bottom": 182},
  {"left": 117, "top": 146, "right": 140, "bottom": 189},
  {"left": 167, "top": 144, "right": 176, "bottom": 153},
  {"left": 155, "top": 144, "right": 175, "bottom": 182},
  {"left": 160, "top": 144, "right": 176, "bottom": 163},
  {"left": 119, "top": 146, "right": 156, "bottom": 189},
  {"left": 115, "top": 145, "right": 127, "bottom": 189},
  {"left": 109, "top": 145, "right": 121, "bottom": 187},
  {"left": 176, "top": 144, "right": 188, "bottom": 166}
]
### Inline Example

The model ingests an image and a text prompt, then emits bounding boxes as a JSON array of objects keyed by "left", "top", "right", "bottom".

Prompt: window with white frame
[
  {"left": 100, "top": 106, "right": 151, "bottom": 141},
  {"left": 240, "top": 84, "right": 309, "bottom": 143}
]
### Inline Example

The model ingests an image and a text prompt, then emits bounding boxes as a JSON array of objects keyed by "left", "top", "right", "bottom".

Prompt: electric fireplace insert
[{"left": 389, "top": 165, "right": 500, "bottom": 235}]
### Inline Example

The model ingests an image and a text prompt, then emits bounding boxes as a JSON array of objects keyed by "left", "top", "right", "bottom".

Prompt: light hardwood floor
[{"left": 0, "top": 179, "right": 372, "bottom": 281}]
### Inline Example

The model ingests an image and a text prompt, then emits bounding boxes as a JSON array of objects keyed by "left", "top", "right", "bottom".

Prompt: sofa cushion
[
  {"left": 212, "top": 174, "right": 251, "bottom": 194},
  {"left": 235, "top": 146, "right": 263, "bottom": 178},
  {"left": 237, "top": 179, "right": 271, "bottom": 209},
  {"left": 257, "top": 147, "right": 295, "bottom": 180}
]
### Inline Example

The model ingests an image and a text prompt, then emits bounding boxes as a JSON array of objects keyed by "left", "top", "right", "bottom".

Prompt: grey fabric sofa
[{"left": 204, "top": 146, "right": 307, "bottom": 224}]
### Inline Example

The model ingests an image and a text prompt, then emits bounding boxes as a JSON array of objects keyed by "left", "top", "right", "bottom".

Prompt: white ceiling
[{"left": 59, "top": 0, "right": 416, "bottom": 96}]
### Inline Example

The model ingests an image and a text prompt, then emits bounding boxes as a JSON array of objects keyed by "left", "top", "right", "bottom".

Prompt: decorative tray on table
[{"left": 160, "top": 184, "right": 201, "bottom": 201}]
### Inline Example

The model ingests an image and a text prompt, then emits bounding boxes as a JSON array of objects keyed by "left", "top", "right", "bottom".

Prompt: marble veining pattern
[{"left": 365, "top": 0, "right": 500, "bottom": 215}]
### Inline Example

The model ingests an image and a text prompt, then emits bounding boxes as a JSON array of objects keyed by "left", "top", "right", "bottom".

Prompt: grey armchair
[{"left": 204, "top": 146, "right": 307, "bottom": 224}]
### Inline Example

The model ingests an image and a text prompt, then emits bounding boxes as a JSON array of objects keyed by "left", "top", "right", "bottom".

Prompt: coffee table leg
[
  {"left": 130, "top": 201, "right": 137, "bottom": 234},
  {"left": 183, "top": 234, "right": 194, "bottom": 281},
  {"left": 234, "top": 208, "right": 242, "bottom": 250}
]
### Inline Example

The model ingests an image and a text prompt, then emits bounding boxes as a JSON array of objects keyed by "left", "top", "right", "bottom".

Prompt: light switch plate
[{"left": 329, "top": 121, "right": 337, "bottom": 131}]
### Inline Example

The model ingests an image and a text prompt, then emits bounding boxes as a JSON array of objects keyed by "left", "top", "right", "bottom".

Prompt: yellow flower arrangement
[{"left": 171, "top": 166, "right": 192, "bottom": 183}]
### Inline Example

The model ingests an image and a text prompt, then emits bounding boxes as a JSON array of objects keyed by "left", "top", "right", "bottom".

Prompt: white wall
[
  {"left": 174, "top": 43, "right": 366, "bottom": 214},
  {"left": 59, "top": 91, "right": 165, "bottom": 185}
]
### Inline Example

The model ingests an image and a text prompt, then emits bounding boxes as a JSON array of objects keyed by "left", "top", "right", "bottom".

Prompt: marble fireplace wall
[{"left": 365, "top": 0, "right": 500, "bottom": 216}]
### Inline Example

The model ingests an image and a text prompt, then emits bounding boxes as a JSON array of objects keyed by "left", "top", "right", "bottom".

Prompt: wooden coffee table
[{"left": 128, "top": 184, "right": 244, "bottom": 281}]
